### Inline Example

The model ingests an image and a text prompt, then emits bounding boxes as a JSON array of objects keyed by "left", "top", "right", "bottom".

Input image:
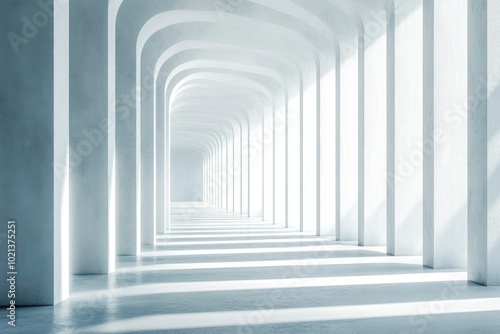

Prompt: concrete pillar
[
  {"left": 115, "top": 12, "right": 140, "bottom": 254},
  {"left": 141, "top": 65, "right": 155, "bottom": 245},
  {"left": 213, "top": 139, "right": 218, "bottom": 208},
  {"left": 249, "top": 113, "right": 263, "bottom": 217},
  {"left": 335, "top": 51, "right": 341, "bottom": 239},
  {"left": 244, "top": 119, "right": 251, "bottom": 215},
  {"left": 233, "top": 122, "right": 243, "bottom": 213},
  {"left": 302, "top": 72, "right": 318, "bottom": 233},
  {"left": 359, "top": 21, "right": 387, "bottom": 246},
  {"left": 205, "top": 152, "right": 209, "bottom": 205},
  {"left": 165, "top": 109, "right": 171, "bottom": 229},
  {"left": 228, "top": 129, "right": 234, "bottom": 212},
  {"left": 319, "top": 56, "right": 337, "bottom": 237},
  {"left": 285, "top": 95, "right": 289, "bottom": 227},
  {"left": 206, "top": 147, "right": 212, "bottom": 205},
  {"left": 213, "top": 144, "right": 218, "bottom": 207},
  {"left": 387, "top": 0, "right": 423, "bottom": 255},
  {"left": 0, "top": 0, "right": 69, "bottom": 305},
  {"left": 315, "top": 65, "right": 321, "bottom": 236},
  {"left": 215, "top": 138, "right": 221, "bottom": 208},
  {"left": 211, "top": 142, "right": 219, "bottom": 207},
  {"left": 204, "top": 151, "right": 207, "bottom": 204},
  {"left": 287, "top": 81, "right": 301, "bottom": 230},
  {"left": 69, "top": 0, "right": 114, "bottom": 274},
  {"left": 218, "top": 133, "right": 226, "bottom": 210},
  {"left": 468, "top": 0, "right": 500, "bottom": 285},
  {"left": 223, "top": 132, "right": 229, "bottom": 210},
  {"left": 154, "top": 69, "right": 166, "bottom": 233},
  {"left": 299, "top": 78, "right": 305, "bottom": 231},
  {"left": 275, "top": 98, "right": 287, "bottom": 226},
  {"left": 211, "top": 149, "right": 214, "bottom": 206},
  {"left": 423, "top": 0, "right": 467, "bottom": 268},
  {"left": 156, "top": 98, "right": 165, "bottom": 233},
  {"left": 217, "top": 137, "right": 223, "bottom": 208},
  {"left": 206, "top": 150, "right": 209, "bottom": 203},
  {"left": 338, "top": 42, "right": 359, "bottom": 241},
  {"left": 263, "top": 105, "right": 274, "bottom": 221}
]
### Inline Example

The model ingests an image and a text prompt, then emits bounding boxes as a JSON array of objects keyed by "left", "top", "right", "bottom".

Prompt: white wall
[{"left": 171, "top": 150, "right": 203, "bottom": 202}]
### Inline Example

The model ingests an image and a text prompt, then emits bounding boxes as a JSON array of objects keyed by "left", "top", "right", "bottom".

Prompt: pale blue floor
[{"left": 11, "top": 203, "right": 500, "bottom": 333}]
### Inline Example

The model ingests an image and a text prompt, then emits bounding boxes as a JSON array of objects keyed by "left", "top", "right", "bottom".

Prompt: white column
[
  {"left": 299, "top": 78, "right": 305, "bottom": 231},
  {"left": 275, "top": 98, "right": 287, "bottom": 226},
  {"left": 228, "top": 129, "right": 235, "bottom": 212},
  {"left": 214, "top": 140, "right": 218, "bottom": 207},
  {"left": 233, "top": 122, "right": 243, "bottom": 213},
  {"left": 69, "top": 0, "right": 114, "bottom": 273},
  {"left": 219, "top": 136, "right": 224, "bottom": 208},
  {"left": 205, "top": 150, "right": 208, "bottom": 205},
  {"left": 242, "top": 121, "right": 250, "bottom": 215},
  {"left": 287, "top": 82, "right": 301, "bottom": 230},
  {"left": 156, "top": 97, "right": 165, "bottom": 233},
  {"left": 217, "top": 136, "right": 223, "bottom": 208},
  {"left": 423, "top": 0, "right": 467, "bottom": 268},
  {"left": 335, "top": 50, "right": 341, "bottom": 239},
  {"left": 387, "top": 0, "right": 423, "bottom": 255},
  {"left": 208, "top": 145, "right": 214, "bottom": 206},
  {"left": 468, "top": 0, "right": 500, "bottom": 285},
  {"left": 359, "top": 21, "right": 387, "bottom": 246},
  {"left": 116, "top": 16, "right": 140, "bottom": 253},
  {"left": 215, "top": 140, "right": 220, "bottom": 208},
  {"left": 263, "top": 105, "right": 274, "bottom": 221},
  {"left": 0, "top": 0, "right": 69, "bottom": 305},
  {"left": 315, "top": 64, "right": 321, "bottom": 236},
  {"left": 249, "top": 113, "right": 263, "bottom": 217},
  {"left": 319, "top": 55, "right": 336, "bottom": 237},
  {"left": 165, "top": 109, "right": 171, "bottom": 230},
  {"left": 225, "top": 132, "right": 230, "bottom": 210},
  {"left": 141, "top": 72, "right": 155, "bottom": 245},
  {"left": 220, "top": 133, "right": 227, "bottom": 210},
  {"left": 303, "top": 71, "right": 319, "bottom": 233},
  {"left": 219, "top": 137, "right": 223, "bottom": 208},
  {"left": 338, "top": 42, "right": 359, "bottom": 241},
  {"left": 154, "top": 72, "right": 166, "bottom": 233}
]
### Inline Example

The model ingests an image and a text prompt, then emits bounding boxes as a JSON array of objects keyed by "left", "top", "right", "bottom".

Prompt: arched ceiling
[{"left": 112, "top": 0, "right": 390, "bottom": 157}]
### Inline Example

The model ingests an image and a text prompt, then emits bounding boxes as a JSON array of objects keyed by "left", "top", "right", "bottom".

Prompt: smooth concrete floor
[{"left": 11, "top": 203, "right": 500, "bottom": 333}]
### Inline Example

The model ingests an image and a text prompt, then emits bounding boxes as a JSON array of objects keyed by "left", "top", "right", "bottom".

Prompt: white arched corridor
[{"left": 1, "top": 0, "right": 500, "bottom": 333}]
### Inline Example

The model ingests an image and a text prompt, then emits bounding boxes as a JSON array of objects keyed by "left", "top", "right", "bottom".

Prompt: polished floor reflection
[{"left": 17, "top": 203, "right": 500, "bottom": 333}]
